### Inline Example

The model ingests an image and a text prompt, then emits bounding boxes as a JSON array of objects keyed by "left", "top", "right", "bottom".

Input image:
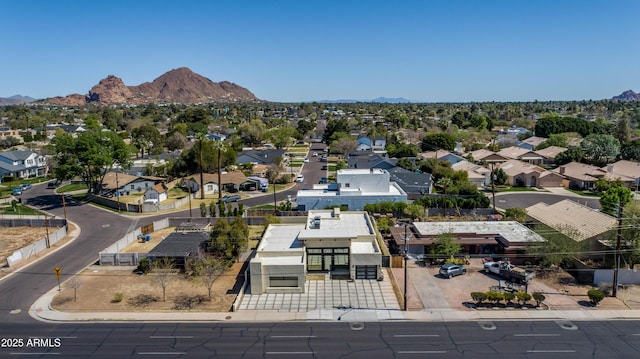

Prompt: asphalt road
[
  {"left": 2, "top": 320, "right": 639, "bottom": 357},
  {"left": 0, "top": 148, "right": 327, "bottom": 325}
]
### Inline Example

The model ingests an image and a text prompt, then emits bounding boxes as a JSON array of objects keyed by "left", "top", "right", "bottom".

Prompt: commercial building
[{"left": 249, "top": 208, "right": 383, "bottom": 294}]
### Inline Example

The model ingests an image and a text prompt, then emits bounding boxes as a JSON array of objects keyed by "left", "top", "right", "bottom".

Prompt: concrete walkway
[{"left": 239, "top": 273, "right": 400, "bottom": 312}]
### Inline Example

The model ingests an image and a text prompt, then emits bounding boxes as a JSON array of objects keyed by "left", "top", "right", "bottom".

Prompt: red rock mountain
[{"left": 46, "top": 67, "right": 259, "bottom": 105}]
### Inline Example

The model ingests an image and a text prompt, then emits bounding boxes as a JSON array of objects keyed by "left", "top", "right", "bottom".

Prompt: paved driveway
[{"left": 239, "top": 271, "right": 400, "bottom": 312}]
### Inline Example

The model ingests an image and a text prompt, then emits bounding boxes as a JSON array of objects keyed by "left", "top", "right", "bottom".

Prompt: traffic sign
[{"left": 54, "top": 266, "right": 61, "bottom": 279}]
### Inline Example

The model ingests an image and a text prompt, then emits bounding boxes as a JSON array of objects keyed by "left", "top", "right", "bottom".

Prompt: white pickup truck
[{"left": 483, "top": 260, "right": 535, "bottom": 283}]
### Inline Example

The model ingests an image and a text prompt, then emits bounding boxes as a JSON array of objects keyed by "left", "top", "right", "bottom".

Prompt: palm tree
[
  {"left": 436, "top": 177, "right": 453, "bottom": 216},
  {"left": 211, "top": 140, "right": 227, "bottom": 200},
  {"left": 195, "top": 133, "right": 207, "bottom": 200}
]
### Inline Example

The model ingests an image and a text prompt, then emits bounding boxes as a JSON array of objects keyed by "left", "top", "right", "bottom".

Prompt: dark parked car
[
  {"left": 47, "top": 180, "right": 61, "bottom": 189},
  {"left": 218, "top": 195, "right": 241, "bottom": 203},
  {"left": 439, "top": 264, "right": 466, "bottom": 278},
  {"left": 319, "top": 177, "right": 328, "bottom": 184}
]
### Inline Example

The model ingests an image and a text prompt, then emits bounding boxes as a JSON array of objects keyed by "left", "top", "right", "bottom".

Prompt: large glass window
[{"left": 306, "top": 247, "right": 349, "bottom": 272}]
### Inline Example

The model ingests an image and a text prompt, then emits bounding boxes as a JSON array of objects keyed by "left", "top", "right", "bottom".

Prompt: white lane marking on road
[
  {"left": 270, "top": 336, "right": 317, "bottom": 338},
  {"left": 149, "top": 336, "right": 194, "bottom": 339},
  {"left": 265, "top": 352, "right": 314, "bottom": 355},
  {"left": 398, "top": 350, "right": 447, "bottom": 354},
  {"left": 137, "top": 352, "right": 187, "bottom": 355},
  {"left": 526, "top": 350, "right": 576, "bottom": 353},
  {"left": 10, "top": 353, "right": 60, "bottom": 356},
  {"left": 513, "top": 334, "right": 561, "bottom": 337},
  {"left": 394, "top": 334, "right": 440, "bottom": 337}
]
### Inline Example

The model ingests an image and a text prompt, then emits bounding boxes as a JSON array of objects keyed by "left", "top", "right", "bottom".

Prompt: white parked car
[
  {"left": 303, "top": 158, "right": 310, "bottom": 163},
  {"left": 296, "top": 174, "right": 304, "bottom": 183}
]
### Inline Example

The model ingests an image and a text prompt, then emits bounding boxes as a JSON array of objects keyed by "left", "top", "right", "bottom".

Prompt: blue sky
[{"left": 2, "top": 0, "right": 639, "bottom": 102}]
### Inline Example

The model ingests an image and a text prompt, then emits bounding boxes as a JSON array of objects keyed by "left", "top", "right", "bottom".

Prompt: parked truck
[{"left": 483, "top": 260, "right": 535, "bottom": 283}]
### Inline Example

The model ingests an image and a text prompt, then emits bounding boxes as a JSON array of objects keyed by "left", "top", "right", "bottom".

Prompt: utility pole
[
  {"left": 612, "top": 200, "right": 624, "bottom": 297},
  {"left": 490, "top": 162, "right": 496, "bottom": 213},
  {"left": 404, "top": 224, "right": 408, "bottom": 311},
  {"left": 44, "top": 214, "right": 50, "bottom": 248},
  {"left": 115, "top": 171, "right": 120, "bottom": 213}
]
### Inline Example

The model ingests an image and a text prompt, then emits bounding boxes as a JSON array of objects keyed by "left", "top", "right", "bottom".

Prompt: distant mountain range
[
  {"left": 316, "top": 97, "right": 412, "bottom": 104},
  {"left": 40, "top": 67, "right": 259, "bottom": 106},
  {"left": 0, "top": 95, "right": 36, "bottom": 105},
  {"left": 612, "top": 90, "right": 640, "bottom": 102}
]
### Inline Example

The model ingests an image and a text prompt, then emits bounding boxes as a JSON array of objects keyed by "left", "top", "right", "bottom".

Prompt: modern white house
[
  {"left": 249, "top": 208, "right": 383, "bottom": 294},
  {"left": 296, "top": 168, "right": 407, "bottom": 211}
]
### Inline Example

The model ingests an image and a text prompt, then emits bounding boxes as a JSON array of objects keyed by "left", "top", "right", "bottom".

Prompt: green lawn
[
  {"left": 493, "top": 186, "right": 543, "bottom": 193},
  {"left": 58, "top": 183, "right": 89, "bottom": 193},
  {"left": 565, "top": 188, "right": 601, "bottom": 197},
  {"left": 0, "top": 203, "right": 42, "bottom": 215}
]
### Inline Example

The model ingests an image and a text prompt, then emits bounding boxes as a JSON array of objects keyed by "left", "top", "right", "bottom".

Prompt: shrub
[
  {"left": 516, "top": 291, "right": 532, "bottom": 306},
  {"left": 112, "top": 292, "right": 124, "bottom": 303},
  {"left": 486, "top": 291, "right": 504, "bottom": 305},
  {"left": 532, "top": 292, "right": 545, "bottom": 307},
  {"left": 471, "top": 292, "right": 487, "bottom": 305},
  {"left": 138, "top": 258, "right": 151, "bottom": 274},
  {"left": 587, "top": 289, "right": 605, "bottom": 306},
  {"left": 503, "top": 292, "right": 516, "bottom": 305}
]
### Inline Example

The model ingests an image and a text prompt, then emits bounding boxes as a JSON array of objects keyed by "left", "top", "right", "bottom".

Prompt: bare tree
[
  {"left": 191, "top": 256, "right": 225, "bottom": 300},
  {"left": 150, "top": 257, "right": 176, "bottom": 302},
  {"left": 67, "top": 277, "right": 83, "bottom": 302}
]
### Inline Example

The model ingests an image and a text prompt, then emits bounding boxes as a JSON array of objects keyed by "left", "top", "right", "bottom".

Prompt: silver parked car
[{"left": 439, "top": 264, "right": 466, "bottom": 278}]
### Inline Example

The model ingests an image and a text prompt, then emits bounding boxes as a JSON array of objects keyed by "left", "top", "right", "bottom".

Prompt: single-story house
[
  {"left": 347, "top": 151, "right": 397, "bottom": 170},
  {"left": 533, "top": 146, "right": 568, "bottom": 164},
  {"left": 147, "top": 231, "right": 209, "bottom": 267},
  {"left": 498, "top": 159, "right": 564, "bottom": 188},
  {"left": 518, "top": 136, "right": 547, "bottom": 150},
  {"left": 101, "top": 171, "right": 165, "bottom": 196},
  {"left": 452, "top": 160, "right": 491, "bottom": 187},
  {"left": 386, "top": 166, "right": 433, "bottom": 199},
  {"left": 525, "top": 199, "right": 617, "bottom": 244},
  {"left": 389, "top": 221, "right": 545, "bottom": 265},
  {"left": 236, "top": 149, "right": 286, "bottom": 165},
  {"left": 144, "top": 182, "right": 169, "bottom": 204}
]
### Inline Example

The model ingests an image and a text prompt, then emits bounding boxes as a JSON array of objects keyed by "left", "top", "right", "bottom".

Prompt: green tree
[
  {"left": 615, "top": 118, "right": 632, "bottom": 143},
  {"left": 238, "top": 119, "right": 266, "bottom": 146},
  {"left": 297, "top": 120, "right": 315, "bottom": 139},
  {"left": 580, "top": 134, "right": 620, "bottom": 164},
  {"left": 267, "top": 125, "right": 297, "bottom": 149},
  {"left": 323, "top": 118, "right": 350, "bottom": 144},
  {"left": 330, "top": 135, "right": 357, "bottom": 158},
  {"left": 50, "top": 129, "right": 133, "bottom": 193},
  {"left": 600, "top": 186, "right": 632, "bottom": 216},
  {"left": 555, "top": 147, "right": 584, "bottom": 165},
  {"left": 430, "top": 233, "right": 462, "bottom": 257},
  {"left": 620, "top": 140, "right": 640, "bottom": 161},
  {"left": 421, "top": 133, "right": 456, "bottom": 152},
  {"left": 494, "top": 168, "right": 508, "bottom": 185},
  {"left": 131, "top": 123, "right": 163, "bottom": 157}
]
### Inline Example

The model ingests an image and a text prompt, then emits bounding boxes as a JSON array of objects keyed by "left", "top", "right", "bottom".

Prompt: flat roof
[
  {"left": 296, "top": 183, "right": 404, "bottom": 197},
  {"left": 298, "top": 211, "right": 373, "bottom": 240},
  {"left": 257, "top": 224, "right": 306, "bottom": 252},
  {"left": 413, "top": 221, "right": 545, "bottom": 244},
  {"left": 351, "top": 241, "right": 376, "bottom": 254}
]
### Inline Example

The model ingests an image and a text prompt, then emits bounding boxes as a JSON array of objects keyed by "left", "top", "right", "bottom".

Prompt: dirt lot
[
  {"left": 52, "top": 226, "right": 241, "bottom": 312},
  {"left": 52, "top": 263, "right": 243, "bottom": 312},
  {"left": 0, "top": 226, "right": 60, "bottom": 266}
]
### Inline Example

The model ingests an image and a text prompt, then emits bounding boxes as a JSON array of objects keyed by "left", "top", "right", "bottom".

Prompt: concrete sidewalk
[{"left": 29, "top": 283, "right": 640, "bottom": 323}]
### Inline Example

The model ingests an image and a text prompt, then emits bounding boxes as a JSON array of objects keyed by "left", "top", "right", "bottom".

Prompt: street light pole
[{"left": 404, "top": 224, "right": 408, "bottom": 311}]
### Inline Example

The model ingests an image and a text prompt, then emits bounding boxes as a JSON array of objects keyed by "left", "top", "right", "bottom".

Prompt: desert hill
[{"left": 44, "top": 67, "right": 259, "bottom": 105}]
